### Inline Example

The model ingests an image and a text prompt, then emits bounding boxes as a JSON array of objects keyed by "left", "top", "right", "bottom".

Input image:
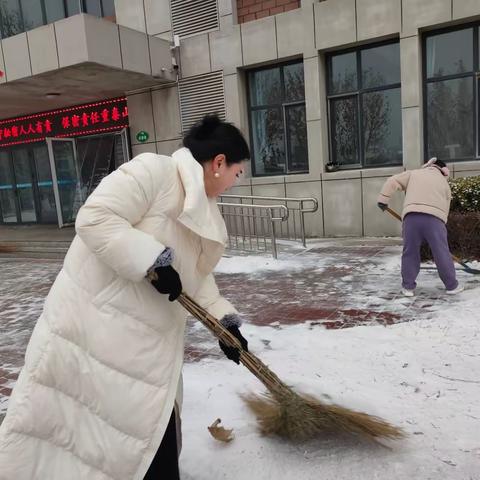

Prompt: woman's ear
[{"left": 213, "top": 154, "right": 226, "bottom": 171}]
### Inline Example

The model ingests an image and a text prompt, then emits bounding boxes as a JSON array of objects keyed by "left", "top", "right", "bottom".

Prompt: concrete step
[
  {"left": 0, "top": 251, "right": 66, "bottom": 260},
  {"left": 0, "top": 240, "right": 71, "bottom": 249},
  {"left": 0, "top": 241, "right": 71, "bottom": 260}
]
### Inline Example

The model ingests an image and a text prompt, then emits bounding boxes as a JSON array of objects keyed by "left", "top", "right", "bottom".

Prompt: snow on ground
[
  {"left": 179, "top": 249, "right": 480, "bottom": 480},
  {"left": 1, "top": 241, "right": 479, "bottom": 479},
  {"left": 215, "top": 252, "right": 327, "bottom": 274}
]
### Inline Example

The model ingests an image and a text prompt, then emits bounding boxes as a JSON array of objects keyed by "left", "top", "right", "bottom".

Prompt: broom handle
[
  {"left": 385, "top": 206, "right": 402, "bottom": 221},
  {"left": 385, "top": 207, "right": 464, "bottom": 264},
  {"left": 177, "top": 292, "right": 294, "bottom": 398}
]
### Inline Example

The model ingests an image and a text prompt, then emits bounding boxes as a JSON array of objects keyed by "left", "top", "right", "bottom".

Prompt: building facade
[
  {"left": 1, "top": 0, "right": 480, "bottom": 237},
  {"left": 0, "top": 1, "right": 175, "bottom": 227}
]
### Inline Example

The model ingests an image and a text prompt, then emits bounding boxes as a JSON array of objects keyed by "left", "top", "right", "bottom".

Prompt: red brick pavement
[{"left": 2, "top": 240, "right": 469, "bottom": 418}]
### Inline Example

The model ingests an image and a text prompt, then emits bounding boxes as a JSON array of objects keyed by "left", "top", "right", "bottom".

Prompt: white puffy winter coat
[{"left": 0, "top": 148, "right": 237, "bottom": 480}]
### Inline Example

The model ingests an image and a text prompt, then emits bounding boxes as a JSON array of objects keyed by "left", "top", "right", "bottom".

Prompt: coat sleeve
[
  {"left": 377, "top": 170, "right": 411, "bottom": 204},
  {"left": 75, "top": 153, "right": 170, "bottom": 282},
  {"left": 193, "top": 273, "right": 238, "bottom": 320}
]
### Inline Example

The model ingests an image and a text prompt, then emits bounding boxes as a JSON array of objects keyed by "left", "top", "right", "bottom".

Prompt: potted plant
[{"left": 325, "top": 162, "right": 339, "bottom": 172}]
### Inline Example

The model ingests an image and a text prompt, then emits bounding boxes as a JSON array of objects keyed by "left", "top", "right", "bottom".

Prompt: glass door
[
  {"left": 75, "top": 129, "right": 130, "bottom": 198},
  {"left": 32, "top": 143, "right": 58, "bottom": 223},
  {"left": 11, "top": 148, "right": 37, "bottom": 222},
  {"left": 118, "top": 128, "right": 131, "bottom": 168},
  {"left": 46, "top": 138, "right": 84, "bottom": 228},
  {"left": 0, "top": 150, "right": 18, "bottom": 223}
]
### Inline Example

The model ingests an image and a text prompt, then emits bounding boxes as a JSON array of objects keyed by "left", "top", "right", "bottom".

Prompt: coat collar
[{"left": 172, "top": 147, "right": 228, "bottom": 246}]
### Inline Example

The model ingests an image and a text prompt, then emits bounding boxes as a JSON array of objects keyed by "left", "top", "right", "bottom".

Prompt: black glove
[
  {"left": 219, "top": 325, "right": 248, "bottom": 365},
  {"left": 150, "top": 265, "right": 182, "bottom": 301},
  {"left": 377, "top": 202, "right": 388, "bottom": 211}
]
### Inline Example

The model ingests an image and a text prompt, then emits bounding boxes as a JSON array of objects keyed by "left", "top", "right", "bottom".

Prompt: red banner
[{"left": 0, "top": 97, "right": 128, "bottom": 147}]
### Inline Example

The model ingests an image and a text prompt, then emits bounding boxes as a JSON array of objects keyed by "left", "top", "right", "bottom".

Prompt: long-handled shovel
[
  {"left": 177, "top": 292, "right": 404, "bottom": 443},
  {"left": 385, "top": 207, "right": 480, "bottom": 275}
]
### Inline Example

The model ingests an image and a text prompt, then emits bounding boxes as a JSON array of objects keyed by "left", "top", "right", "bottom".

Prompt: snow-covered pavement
[
  {"left": 182, "top": 291, "right": 480, "bottom": 480},
  {"left": 1, "top": 239, "right": 479, "bottom": 478}
]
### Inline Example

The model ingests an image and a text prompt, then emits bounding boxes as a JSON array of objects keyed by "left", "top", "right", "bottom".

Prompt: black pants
[{"left": 143, "top": 410, "right": 180, "bottom": 480}]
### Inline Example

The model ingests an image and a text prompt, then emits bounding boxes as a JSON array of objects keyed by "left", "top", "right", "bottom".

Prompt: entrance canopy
[{"left": 0, "top": 13, "right": 175, "bottom": 120}]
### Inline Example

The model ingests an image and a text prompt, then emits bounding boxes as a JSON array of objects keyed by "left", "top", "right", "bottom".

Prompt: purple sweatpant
[{"left": 402, "top": 212, "right": 458, "bottom": 290}]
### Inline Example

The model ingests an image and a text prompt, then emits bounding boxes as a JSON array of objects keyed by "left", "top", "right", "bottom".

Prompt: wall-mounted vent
[
  {"left": 171, "top": 0, "right": 219, "bottom": 38},
  {"left": 178, "top": 70, "right": 226, "bottom": 132}
]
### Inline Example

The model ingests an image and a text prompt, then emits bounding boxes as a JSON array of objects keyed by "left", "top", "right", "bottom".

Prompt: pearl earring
[{"left": 214, "top": 172, "right": 220, "bottom": 178}]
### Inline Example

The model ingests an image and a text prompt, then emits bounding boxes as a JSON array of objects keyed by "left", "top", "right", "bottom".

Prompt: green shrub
[
  {"left": 421, "top": 212, "right": 480, "bottom": 261},
  {"left": 446, "top": 212, "right": 480, "bottom": 259},
  {"left": 420, "top": 176, "right": 480, "bottom": 261},
  {"left": 449, "top": 176, "right": 480, "bottom": 213}
]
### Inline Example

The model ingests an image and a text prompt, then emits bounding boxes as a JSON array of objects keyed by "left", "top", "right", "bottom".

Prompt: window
[
  {"left": 84, "top": 0, "right": 101, "bottom": 16},
  {"left": 327, "top": 41, "right": 403, "bottom": 169},
  {"left": 0, "top": 0, "right": 115, "bottom": 39},
  {"left": 100, "top": 0, "right": 114, "bottom": 18},
  {"left": 424, "top": 26, "right": 477, "bottom": 161},
  {"left": 0, "top": 0, "right": 23, "bottom": 38},
  {"left": 21, "top": 0, "right": 43, "bottom": 30},
  {"left": 248, "top": 61, "right": 308, "bottom": 176},
  {"left": 45, "top": 0, "right": 66, "bottom": 23},
  {"left": 65, "top": 0, "right": 80, "bottom": 16}
]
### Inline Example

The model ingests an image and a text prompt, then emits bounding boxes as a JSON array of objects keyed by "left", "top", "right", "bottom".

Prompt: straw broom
[{"left": 177, "top": 292, "right": 405, "bottom": 443}]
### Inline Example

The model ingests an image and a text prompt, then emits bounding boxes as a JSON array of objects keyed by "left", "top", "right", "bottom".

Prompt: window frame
[
  {"left": 246, "top": 59, "right": 308, "bottom": 177},
  {"left": 422, "top": 22, "right": 479, "bottom": 163},
  {"left": 326, "top": 38, "right": 402, "bottom": 170},
  {"left": 0, "top": 0, "right": 114, "bottom": 39}
]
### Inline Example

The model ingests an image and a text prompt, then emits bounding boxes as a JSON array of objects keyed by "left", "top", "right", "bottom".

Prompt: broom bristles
[
  {"left": 243, "top": 390, "right": 405, "bottom": 442},
  {"left": 177, "top": 293, "right": 405, "bottom": 444}
]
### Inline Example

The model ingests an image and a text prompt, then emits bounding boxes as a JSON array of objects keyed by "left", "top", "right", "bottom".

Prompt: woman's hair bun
[
  {"left": 183, "top": 113, "right": 250, "bottom": 165},
  {"left": 190, "top": 114, "right": 221, "bottom": 140}
]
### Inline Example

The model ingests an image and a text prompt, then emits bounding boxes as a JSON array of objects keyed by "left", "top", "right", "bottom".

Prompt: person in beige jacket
[
  {"left": 0, "top": 115, "right": 250, "bottom": 480},
  {"left": 377, "top": 157, "right": 463, "bottom": 297}
]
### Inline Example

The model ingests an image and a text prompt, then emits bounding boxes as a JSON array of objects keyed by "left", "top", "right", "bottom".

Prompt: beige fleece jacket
[{"left": 377, "top": 166, "right": 451, "bottom": 223}]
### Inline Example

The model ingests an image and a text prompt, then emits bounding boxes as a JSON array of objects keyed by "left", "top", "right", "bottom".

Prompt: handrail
[
  {"left": 218, "top": 203, "right": 288, "bottom": 258},
  {"left": 220, "top": 194, "right": 318, "bottom": 213},
  {"left": 218, "top": 202, "right": 289, "bottom": 221},
  {"left": 218, "top": 193, "right": 319, "bottom": 254}
]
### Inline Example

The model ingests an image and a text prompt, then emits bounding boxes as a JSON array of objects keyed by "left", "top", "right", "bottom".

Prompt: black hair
[
  {"left": 435, "top": 159, "right": 446, "bottom": 169},
  {"left": 183, "top": 114, "right": 250, "bottom": 165}
]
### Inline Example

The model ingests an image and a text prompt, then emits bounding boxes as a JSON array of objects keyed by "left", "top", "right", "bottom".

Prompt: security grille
[
  {"left": 178, "top": 71, "right": 226, "bottom": 132},
  {"left": 171, "top": 0, "right": 219, "bottom": 38}
]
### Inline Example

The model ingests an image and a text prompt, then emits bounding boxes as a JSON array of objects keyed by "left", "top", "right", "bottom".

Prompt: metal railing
[
  {"left": 219, "top": 194, "right": 318, "bottom": 247},
  {"left": 217, "top": 195, "right": 318, "bottom": 258},
  {"left": 217, "top": 202, "right": 288, "bottom": 258}
]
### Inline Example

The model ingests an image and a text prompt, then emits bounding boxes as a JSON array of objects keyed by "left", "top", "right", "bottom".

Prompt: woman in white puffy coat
[{"left": 0, "top": 115, "right": 250, "bottom": 480}]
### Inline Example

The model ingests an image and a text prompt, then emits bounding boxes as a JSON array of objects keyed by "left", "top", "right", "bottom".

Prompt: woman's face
[{"left": 204, "top": 155, "right": 246, "bottom": 198}]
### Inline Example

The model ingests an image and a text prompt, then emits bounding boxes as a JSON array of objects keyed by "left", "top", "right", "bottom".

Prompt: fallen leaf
[{"left": 208, "top": 418, "right": 234, "bottom": 443}]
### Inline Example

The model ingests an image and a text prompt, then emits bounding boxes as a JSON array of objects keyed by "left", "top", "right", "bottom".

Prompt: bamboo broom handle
[
  {"left": 177, "top": 292, "right": 294, "bottom": 398},
  {"left": 385, "top": 207, "right": 402, "bottom": 221},
  {"left": 147, "top": 270, "right": 294, "bottom": 397}
]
